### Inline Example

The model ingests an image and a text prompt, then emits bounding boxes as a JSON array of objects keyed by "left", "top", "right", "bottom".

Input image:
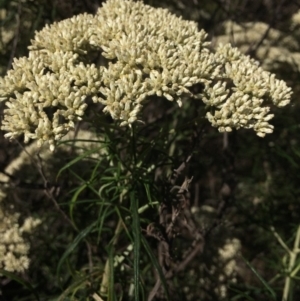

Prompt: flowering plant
[{"left": 0, "top": 0, "right": 292, "bottom": 151}]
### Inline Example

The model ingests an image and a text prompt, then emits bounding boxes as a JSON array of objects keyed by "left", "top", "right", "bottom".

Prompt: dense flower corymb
[
  {"left": 0, "top": 207, "right": 41, "bottom": 272},
  {"left": 0, "top": 0, "right": 292, "bottom": 150}
]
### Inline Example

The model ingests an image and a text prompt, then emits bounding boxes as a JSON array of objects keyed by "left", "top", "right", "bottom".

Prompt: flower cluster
[
  {"left": 0, "top": 147, "right": 42, "bottom": 272},
  {"left": 0, "top": 51, "right": 100, "bottom": 151},
  {"left": 204, "top": 44, "right": 291, "bottom": 136},
  {"left": 0, "top": 209, "right": 41, "bottom": 272},
  {"left": 216, "top": 238, "right": 241, "bottom": 299},
  {"left": 0, "top": 0, "right": 292, "bottom": 150},
  {"left": 292, "top": 10, "right": 300, "bottom": 28}
]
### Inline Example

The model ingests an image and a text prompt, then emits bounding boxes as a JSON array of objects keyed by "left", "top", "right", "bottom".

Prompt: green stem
[
  {"left": 100, "top": 218, "right": 123, "bottom": 296},
  {"left": 282, "top": 224, "right": 300, "bottom": 301}
]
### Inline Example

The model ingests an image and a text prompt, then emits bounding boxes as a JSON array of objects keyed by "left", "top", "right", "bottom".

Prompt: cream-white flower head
[
  {"left": 0, "top": 208, "right": 41, "bottom": 272},
  {"left": 0, "top": 0, "right": 292, "bottom": 150}
]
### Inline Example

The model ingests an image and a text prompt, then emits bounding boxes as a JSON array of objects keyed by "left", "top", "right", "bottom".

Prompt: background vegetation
[{"left": 0, "top": 0, "right": 300, "bottom": 300}]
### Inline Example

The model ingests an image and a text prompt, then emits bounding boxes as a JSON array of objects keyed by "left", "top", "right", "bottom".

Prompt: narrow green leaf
[
  {"left": 130, "top": 191, "right": 140, "bottom": 301},
  {"left": 241, "top": 255, "right": 277, "bottom": 300},
  {"left": 229, "top": 287, "right": 255, "bottom": 301},
  {"left": 275, "top": 146, "right": 298, "bottom": 168},
  {"left": 292, "top": 146, "right": 300, "bottom": 162},
  {"left": 56, "top": 148, "right": 101, "bottom": 179},
  {"left": 69, "top": 183, "right": 87, "bottom": 228},
  {"left": 0, "top": 270, "right": 40, "bottom": 301},
  {"left": 143, "top": 183, "right": 154, "bottom": 206},
  {"left": 141, "top": 235, "right": 170, "bottom": 300},
  {"left": 57, "top": 274, "right": 89, "bottom": 301},
  {"left": 56, "top": 221, "right": 97, "bottom": 278},
  {"left": 107, "top": 246, "right": 115, "bottom": 301}
]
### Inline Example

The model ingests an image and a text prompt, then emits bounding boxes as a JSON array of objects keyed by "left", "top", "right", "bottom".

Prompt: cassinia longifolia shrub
[{"left": 0, "top": 0, "right": 292, "bottom": 151}]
